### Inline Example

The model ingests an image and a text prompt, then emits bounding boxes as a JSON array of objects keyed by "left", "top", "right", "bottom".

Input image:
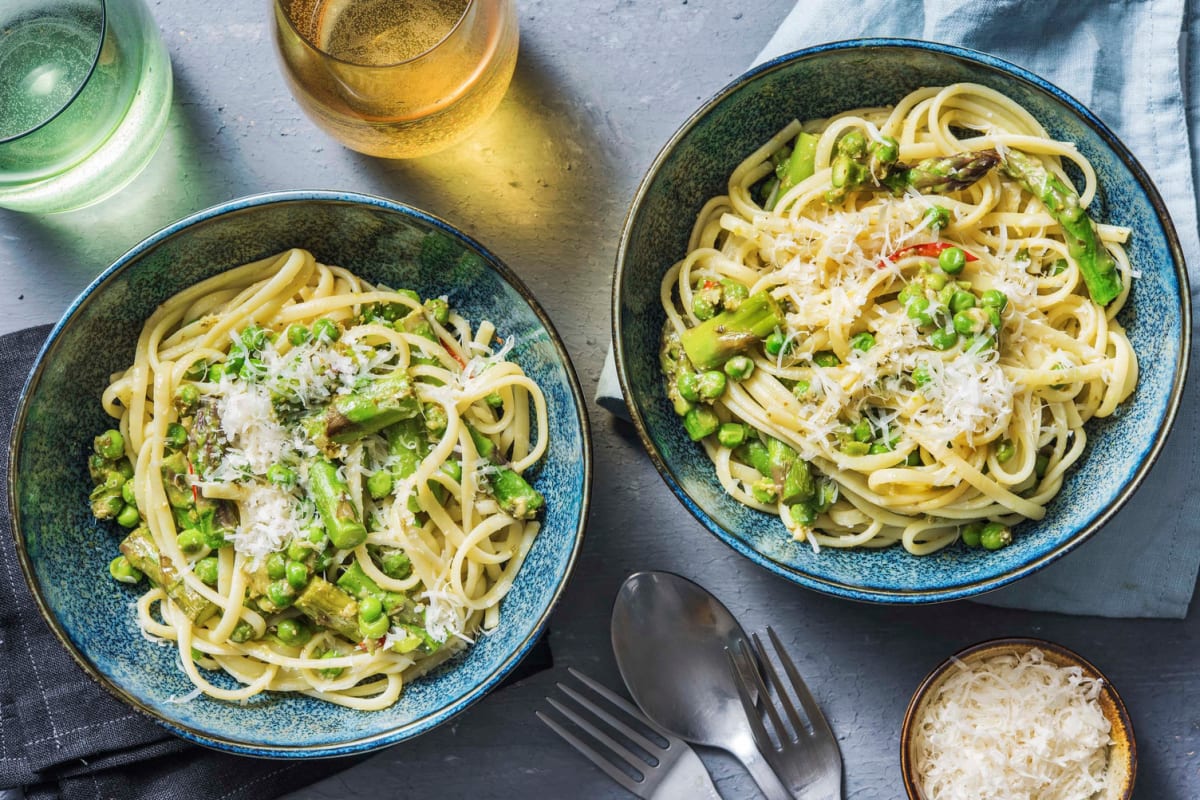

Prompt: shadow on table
[
  {"left": 0, "top": 69, "right": 244, "bottom": 277},
  {"left": 353, "top": 36, "right": 622, "bottom": 270}
]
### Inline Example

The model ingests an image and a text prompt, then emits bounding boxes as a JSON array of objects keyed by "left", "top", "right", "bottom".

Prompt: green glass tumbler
[{"left": 0, "top": 0, "right": 173, "bottom": 213}]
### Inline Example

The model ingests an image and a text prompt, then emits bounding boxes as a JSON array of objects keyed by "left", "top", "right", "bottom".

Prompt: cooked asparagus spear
[
  {"left": 119, "top": 527, "right": 217, "bottom": 623},
  {"left": 1000, "top": 149, "right": 1122, "bottom": 306},
  {"left": 771, "top": 131, "right": 820, "bottom": 210},
  {"left": 325, "top": 371, "right": 421, "bottom": 444},
  {"left": 308, "top": 458, "right": 367, "bottom": 549},
  {"left": 466, "top": 425, "right": 545, "bottom": 520},
  {"left": 825, "top": 127, "right": 998, "bottom": 203},
  {"left": 679, "top": 291, "right": 784, "bottom": 371},
  {"left": 293, "top": 576, "right": 360, "bottom": 641}
]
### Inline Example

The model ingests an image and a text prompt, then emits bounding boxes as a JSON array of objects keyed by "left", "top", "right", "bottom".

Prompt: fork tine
[
  {"left": 567, "top": 667, "right": 675, "bottom": 741},
  {"left": 752, "top": 631, "right": 806, "bottom": 739},
  {"left": 556, "top": 682, "right": 667, "bottom": 757},
  {"left": 545, "top": 696, "right": 653, "bottom": 773},
  {"left": 725, "top": 645, "right": 776, "bottom": 757},
  {"left": 766, "top": 626, "right": 836, "bottom": 741},
  {"left": 536, "top": 709, "right": 643, "bottom": 794},
  {"left": 736, "top": 637, "right": 790, "bottom": 745}
]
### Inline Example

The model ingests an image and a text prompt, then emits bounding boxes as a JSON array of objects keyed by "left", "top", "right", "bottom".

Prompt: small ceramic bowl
[
  {"left": 901, "top": 637, "right": 1136, "bottom": 799},
  {"left": 9, "top": 191, "right": 591, "bottom": 756},
  {"left": 612, "top": 38, "right": 1190, "bottom": 602}
]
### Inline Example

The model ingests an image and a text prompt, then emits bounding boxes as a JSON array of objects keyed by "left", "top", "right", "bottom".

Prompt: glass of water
[{"left": 0, "top": 0, "right": 173, "bottom": 214}]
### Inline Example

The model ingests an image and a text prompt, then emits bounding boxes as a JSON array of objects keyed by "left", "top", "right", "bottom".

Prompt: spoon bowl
[{"left": 611, "top": 571, "right": 790, "bottom": 800}]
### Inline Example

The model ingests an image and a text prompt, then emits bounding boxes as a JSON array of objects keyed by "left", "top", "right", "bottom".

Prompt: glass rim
[
  {"left": 275, "top": 0, "right": 476, "bottom": 69},
  {"left": 0, "top": 0, "right": 108, "bottom": 145}
]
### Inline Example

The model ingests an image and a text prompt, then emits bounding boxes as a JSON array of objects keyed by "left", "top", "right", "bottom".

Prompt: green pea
[
  {"left": 307, "top": 524, "right": 329, "bottom": 546},
  {"left": 717, "top": 423, "right": 747, "bottom": 448},
  {"left": 174, "top": 384, "right": 200, "bottom": 411},
  {"left": 266, "top": 551, "right": 288, "bottom": 580},
  {"left": 906, "top": 296, "right": 933, "bottom": 327},
  {"left": 275, "top": 618, "right": 312, "bottom": 647},
  {"left": 267, "top": 580, "right": 296, "bottom": 609},
  {"left": 868, "top": 442, "right": 892, "bottom": 454},
  {"left": 177, "top": 528, "right": 206, "bottom": 553},
  {"left": 379, "top": 550, "right": 411, "bottom": 579},
  {"left": 852, "top": 419, "right": 872, "bottom": 443},
  {"left": 986, "top": 306, "right": 1002, "bottom": 328},
  {"left": 318, "top": 650, "right": 344, "bottom": 678},
  {"left": 930, "top": 327, "right": 959, "bottom": 350},
  {"left": 850, "top": 332, "right": 876, "bottom": 352},
  {"left": 792, "top": 379, "right": 811, "bottom": 398},
  {"left": 995, "top": 439, "right": 1015, "bottom": 463},
  {"left": 874, "top": 135, "right": 899, "bottom": 164},
  {"left": 980, "top": 289, "right": 1008, "bottom": 310},
  {"left": 897, "top": 282, "right": 922, "bottom": 305},
  {"left": 265, "top": 464, "right": 296, "bottom": 488},
  {"left": 924, "top": 205, "right": 950, "bottom": 230},
  {"left": 905, "top": 450, "right": 923, "bottom": 466},
  {"left": 184, "top": 360, "right": 209, "bottom": 381},
  {"left": 441, "top": 459, "right": 463, "bottom": 483},
  {"left": 312, "top": 318, "right": 340, "bottom": 342},
  {"left": 485, "top": 392, "right": 504, "bottom": 408},
  {"left": 724, "top": 355, "right": 755, "bottom": 381},
  {"left": 206, "top": 363, "right": 227, "bottom": 383},
  {"left": 696, "top": 371, "right": 726, "bottom": 400},
  {"left": 191, "top": 647, "right": 207, "bottom": 663},
  {"left": 751, "top": 479, "right": 778, "bottom": 504},
  {"left": 676, "top": 372, "right": 701, "bottom": 402},
  {"left": 938, "top": 246, "right": 967, "bottom": 274},
  {"left": 367, "top": 470, "right": 394, "bottom": 500},
  {"left": 194, "top": 556, "right": 219, "bottom": 586},
  {"left": 109, "top": 555, "right": 143, "bottom": 584},
  {"left": 953, "top": 310, "right": 981, "bottom": 336},
  {"left": 287, "top": 539, "right": 309, "bottom": 562},
  {"left": 813, "top": 351, "right": 840, "bottom": 368},
  {"left": 121, "top": 481, "right": 137, "bottom": 507},
  {"left": 114, "top": 504, "right": 138, "bottom": 528},
  {"left": 115, "top": 457, "right": 135, "bottom": 480},
  {"left": 764, "top": 330, "right": 786, "bottom": 356},
  {"left": 102, "top": 469, "right": 126, "bottom": 491},
  {"left": 961, "top": 522, "right": 984, "bottom": 548},
  {"left": 949, "top": 290, "right": 976, "bottom": 313},
  {"left": 285, "top": 560, "right": 309, "bottom": 589},
  {"left": 230, "top": 621, "right": 256, "bottom": 643},
  {"left": 720, "top": 279, "right": 749, "bottom": 310},
  {"left": 938, "top": 283, "right": 958, "bottom": 307},
  {"left": 691, "top": 293, "right": 716, "bottom": 321},
  {"left": 980, "top": 522, "right": 1012, "bottom": 551},
  {"left": 788, "top": 501, "right": 818, "bottom": 527},
  {"left": 1035, "top": 453, "right": 1050, "bottom": 478},
  {"left": 912, "top": 366, "right": 932, "bottom": 387},
  {"left": 359, "top": 614, "right": 390, "bottom": 639},
  {"left": 286, "top": 324, "right": 311, "bottom": 346},
  {"left": 94, "top": 429, "right": 124, "bottom": 460},
  {"left": 359, "top": 595, "right": 384, "bottom": 622},
  {"left": 165, "top": 423, "right": 188, "bottom": 451},
  {"left": 924, "top": 270, "right": 948, "bottom": 291}
]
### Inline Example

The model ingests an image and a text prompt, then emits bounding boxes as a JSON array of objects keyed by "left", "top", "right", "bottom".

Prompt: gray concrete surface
[{"left": 1, "top": 1, "right": 1197, "bottom": 797}]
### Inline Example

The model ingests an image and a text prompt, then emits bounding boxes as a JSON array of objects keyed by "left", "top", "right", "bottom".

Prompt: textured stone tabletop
[{"left": 1, "top": 1, "right": 1197, "bottom": 797}]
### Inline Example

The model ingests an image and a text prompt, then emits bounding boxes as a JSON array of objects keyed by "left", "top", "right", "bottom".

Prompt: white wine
[{"left": 275, "top": 0, "right": 518, "bottom": 158}]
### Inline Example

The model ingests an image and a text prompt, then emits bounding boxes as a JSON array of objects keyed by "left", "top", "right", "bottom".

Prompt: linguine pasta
[{"left": 660, "top": 83, "right": 1137, "bottom": 555}]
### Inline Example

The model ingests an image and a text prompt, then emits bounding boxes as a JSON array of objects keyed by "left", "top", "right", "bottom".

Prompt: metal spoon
[{"left": 611, "top": 571, "right": 791, "bottom": 800}]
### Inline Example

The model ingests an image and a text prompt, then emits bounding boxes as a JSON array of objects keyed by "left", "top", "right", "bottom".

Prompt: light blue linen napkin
[{"left": 597, "top": 0, "right": 1200, "bottom": 618}]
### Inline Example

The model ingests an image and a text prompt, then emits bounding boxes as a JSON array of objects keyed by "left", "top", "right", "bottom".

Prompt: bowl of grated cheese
[{"left": 900, "top": 637, "right": 1135, "bottom": 800}]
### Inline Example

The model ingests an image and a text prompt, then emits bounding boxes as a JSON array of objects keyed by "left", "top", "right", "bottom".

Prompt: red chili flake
[
  {"left": 877, "top": 241, "right": 978, "bottom": 269},
  {"left": 186, "top": 457, "right": 199, "bottom": 503},
  {"left": 441, "top": 339, "right": 467, "bottom": 368}
]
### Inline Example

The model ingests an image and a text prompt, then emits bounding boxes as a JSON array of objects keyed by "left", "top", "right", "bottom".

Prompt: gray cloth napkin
[
  {"left": 598, "top": 0, "right": 1200, "bottom": 618},
  {"left": 0, "top": 325, "right": 551, "bottom": 798}
]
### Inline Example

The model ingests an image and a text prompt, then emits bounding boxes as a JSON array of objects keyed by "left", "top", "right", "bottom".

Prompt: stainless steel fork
[
  {"left": 537, "top": 667, "right": 722, "bottom": 800},
  {"left": 728, "top": 628, "right": 843, "bottom": 800}
]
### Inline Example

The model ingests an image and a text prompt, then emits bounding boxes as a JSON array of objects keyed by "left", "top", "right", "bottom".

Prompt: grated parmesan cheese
[
  {"left": 913, "top": 648, "right": 1112, "bottom": 800},
  {"left": 227, "top": 483, "right": 303, "bottom": 565}
]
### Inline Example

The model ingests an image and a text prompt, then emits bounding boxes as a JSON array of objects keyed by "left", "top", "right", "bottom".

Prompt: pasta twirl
[
  {"left": 87, "top": 248, "right": 547, "bottom": 709},
  {"left": 660, "top": 84, "right": 1137, "bottom": 555}
]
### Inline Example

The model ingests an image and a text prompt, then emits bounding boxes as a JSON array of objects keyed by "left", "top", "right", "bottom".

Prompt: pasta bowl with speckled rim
[
  {"left": 10, "top": 190, "right": 591, "bottom": 757},
  {"left": 613, "top": 39, "right": 1189, "bottom": 602}
]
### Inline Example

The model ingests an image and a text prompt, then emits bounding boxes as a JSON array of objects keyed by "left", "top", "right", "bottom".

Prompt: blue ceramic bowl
[
  {"left": 613, "top": 40, "right": 1190, "bottom": 603},
  {"left": 10, "top": 191, "right": 591, "bottom": 756}
]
